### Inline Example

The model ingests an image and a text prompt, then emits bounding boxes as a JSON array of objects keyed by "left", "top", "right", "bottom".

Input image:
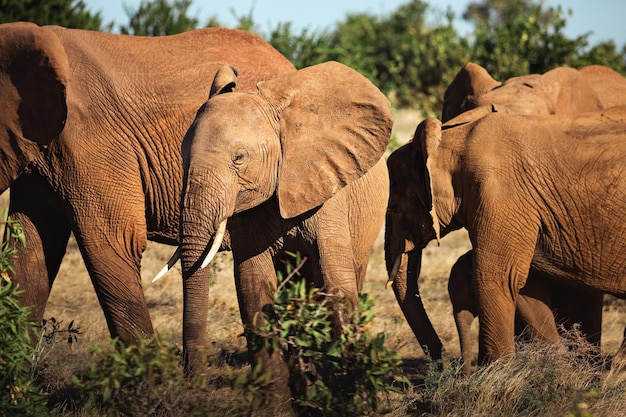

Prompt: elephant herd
[{"left": 1, "top": 21, "right": 625, "bottom": 413}]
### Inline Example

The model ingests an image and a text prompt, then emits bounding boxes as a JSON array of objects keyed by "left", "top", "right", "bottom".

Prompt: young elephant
[
  {"left": 171, "top": 61, "right": 393, "bottom": 408},
  {"left": 386, "top": 105, "right": 626, "bottom": 366}
]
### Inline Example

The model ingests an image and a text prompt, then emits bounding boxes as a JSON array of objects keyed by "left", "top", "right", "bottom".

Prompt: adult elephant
[
  {"left": 2, "top": 22, "right": 295, "bottom": 345},
  {"left": 442, "top": 62, "right": 626, "bottom": 122},
  {"left": 170, "top": 61, "right": 392, "bottom": 406},
  {"left": 399, "top": 62, "right": 626, "bottom": 368},
  {"left": 386, "top": 106, "right": 626, "bottom": 365}
]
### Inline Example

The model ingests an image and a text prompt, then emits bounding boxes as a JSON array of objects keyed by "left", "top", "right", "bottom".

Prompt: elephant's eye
[{"left": 231, "top": 148, "right": 249, "bottom": 166}]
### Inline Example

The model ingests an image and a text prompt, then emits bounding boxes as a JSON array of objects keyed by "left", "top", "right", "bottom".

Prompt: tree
[
  {"left": 0, "top": 0, "right": 108, "bottom": 30},
  {"left": 119, "top": 0, "right": 200, "bottom": 36},
  {"left": 267, "top": 22, "right": 332, "bottom": 69},
  {"left": 464, "top": 0, "right": 626, "bottom": 79},
  {"left": 321, "top": 0, "right": 469, "bottom": 113}
]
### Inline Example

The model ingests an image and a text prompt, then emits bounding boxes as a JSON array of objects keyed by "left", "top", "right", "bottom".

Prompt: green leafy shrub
[
  {"left": 0, "top": 279, "right": 51, "bottom": 416},
  {"left": 247, "top": 254, "right": 410, "bottom": 417},
  {"left": 0, "top": 212, "right": 50, "bottom": 416},
  {"left": 72, "top": 335, "right": 197, "bottom": 415}
]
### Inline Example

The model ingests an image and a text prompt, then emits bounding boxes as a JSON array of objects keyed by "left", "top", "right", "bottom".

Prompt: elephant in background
[
  {"left": 386, "top": 106, "right": 626, "bottom": 366},
  {"left": 398, "top": 62, "right": 625, "bottom": 368},
  {"left": 173, "top": 61, "right": 392, "bottom": 407},
  {"left": 442, "top": 62, "right": 626, "bottom": 122},
  {"left": 0, "top": 22, "right": 69, "bottom": 191},
  {"left": 449, "top": 251, "right": 602, "bottom": 374},
  {"left": 2, "top": 22, "right": 295, "bottom": 346}
]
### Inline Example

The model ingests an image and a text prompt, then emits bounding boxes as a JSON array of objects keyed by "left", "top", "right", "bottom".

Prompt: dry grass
[{"left": 5, "top": 109, "right": 626, "bottom": 415}]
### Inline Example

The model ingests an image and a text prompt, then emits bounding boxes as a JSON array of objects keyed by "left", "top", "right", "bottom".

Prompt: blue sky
[{"left": 84, "top": 0, "right": 626, "bottom": 47}]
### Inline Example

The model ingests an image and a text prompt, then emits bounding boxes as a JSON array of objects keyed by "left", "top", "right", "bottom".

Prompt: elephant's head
[
  {"left": 384, "top": 117, "right": 450, "bottom": 360},
  {"left": 442, "top": 62, "right": 601, "bottom": 122},
  {"left": 177, "top": 61, "right": 392, "bottom": 371},
  {"left": 179, "top": 61, "right": 392, "bottom": 270},
  {"left": 0, "top": 22, "right": 69, "bottom": 191}
]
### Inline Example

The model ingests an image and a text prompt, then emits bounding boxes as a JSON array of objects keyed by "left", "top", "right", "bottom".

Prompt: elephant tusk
[
  {"left": 152, "top": 247, "right": 181, "bottom": 283},
  {"left": 386, "top": 254, "right": 404, "bottom": 289},
  {"left": 200, "top": 219, "right": 227, "bottom": 269}
]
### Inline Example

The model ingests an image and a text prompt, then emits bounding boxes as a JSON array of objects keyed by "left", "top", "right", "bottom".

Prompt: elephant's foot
[
  {"left": 182, "top": 345, "right": 211, "bottom": 380},
  {"left": 251, "top": 349, "right": 295, "bottom": 416}
]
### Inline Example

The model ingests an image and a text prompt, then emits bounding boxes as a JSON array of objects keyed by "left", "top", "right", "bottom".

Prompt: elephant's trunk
[
  {"left": 179, "top": 168, "right": 235, "bottom": 375},
  {"left": 384, "top": 222, "right": 443, "bottom": 360}
]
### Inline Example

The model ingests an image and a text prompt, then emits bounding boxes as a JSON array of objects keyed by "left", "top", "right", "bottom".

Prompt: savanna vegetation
[{"left": 1, "top": 0, "right": 626, "bottom": 416}]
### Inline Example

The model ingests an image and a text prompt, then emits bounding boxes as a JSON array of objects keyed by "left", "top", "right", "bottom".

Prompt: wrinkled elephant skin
[
  {"left": 414, "top": 62, "right": 626, "bottom": 367},
  {"left": 2, "top": 22, "right": 295, "bottom": 345},
  {"left": 0, "top": 22, "right": 69, "bottom": 191},
  {"left": 178, "top": 62, "right": 393, "bottom": 403},
  {"left": 386, "top": 107, "right": 626, "bottom": 365}
]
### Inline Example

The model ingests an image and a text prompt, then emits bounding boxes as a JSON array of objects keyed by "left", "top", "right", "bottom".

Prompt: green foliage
[
  {"left": 0, "top": 210, "right": 25, "bottom": 276},
  {"left": 0, "top": 0, "right": 109, "bottom": 30},
  {"left": 265, "top": 0, "right": 626, "bottom": 113},
  {"left": 0, "top": 282, "right": 50, "bottom": 416},
  {"left": 247, "top": 254, "right": 409, "bottom": 416},
  {"left": 221, "top": 360, "right": 275, "bottom": 415},
  {"left": 33, "top": 317, "right": 81, "bottom": 368},
  {"left": 73, "top": 335, "right": 198, "bottom": 415},
  {"left": 465, "top": 0, "right": 626, "bottom": 80},
  {"left": 267, "top": 22, "right": 333, "bottom": 69},
  {"left": 0, "top": 214, "right": 50, "bottom": 416},
  {"left": 367, "top": 1, "right": 470, "bottom": 112},
  {"left": 6, "top": 0, "right": 626, "bottom": 111},
  {"left": 119, "top": 0, "right": 199, "bottom": 36},
  {"left": 267, "top": 0, "right": 471, "bottom": 115}
]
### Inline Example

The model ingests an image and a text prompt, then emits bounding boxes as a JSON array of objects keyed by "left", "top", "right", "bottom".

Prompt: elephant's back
[{"left": 48, "top": 26, "right": 294, "bottom": 95}]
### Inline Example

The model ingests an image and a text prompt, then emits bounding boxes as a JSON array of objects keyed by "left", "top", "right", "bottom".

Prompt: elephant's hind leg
[{"left": 8, "top": 173, "right": 71, "bottom": 322}]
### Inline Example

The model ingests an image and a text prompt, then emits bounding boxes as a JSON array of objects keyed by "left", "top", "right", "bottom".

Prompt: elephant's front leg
[
  {"left": 234, "top": 251, "right": 293, "bottom": 415},
  {"left": 77, "top": 232, "right": 154, "bottom": 344},
  {"left": 473, "top": 246, "right": 523, "bottom": 364},
  {"left": 448, "top": 251, "right": 478, "bottom": 374}
]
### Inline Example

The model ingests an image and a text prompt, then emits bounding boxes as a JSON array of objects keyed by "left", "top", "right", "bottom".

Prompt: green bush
[
  {"left": 247, "top": 254, "right": 410, "bottom": 417},
  {"left": 72, "top": 335, "right": 195, "bottom": 415},
  {"left": 0, "top": 280, "right": 50, "bottom": 416},
  {"left": 0, "top": 212, "right": 50, "bottom": 416}
]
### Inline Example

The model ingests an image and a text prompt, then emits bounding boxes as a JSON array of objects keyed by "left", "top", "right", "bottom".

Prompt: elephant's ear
[
  {"left": 209, "top": 64, "right": 238, "bottom": 98},
  {"left": 412, "top": 117, "right": 442, "bottom": 241},
  {"left": 442, "top": 62, "right": 501, "bottom": 122},
  {"left": 257, "top": 61, "right": 393, "bottom": 219},
  {"left": 0, "top": 23, "right": 69, "bottom": 190}
]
